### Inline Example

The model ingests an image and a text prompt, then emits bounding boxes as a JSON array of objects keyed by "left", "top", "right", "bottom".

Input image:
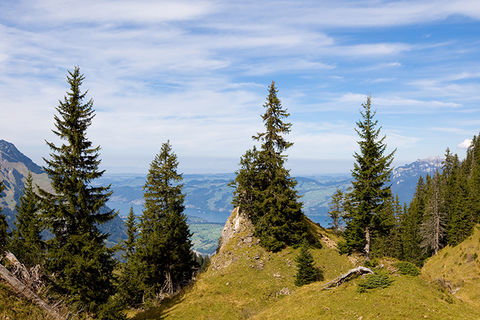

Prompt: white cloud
[
  {"left": 458, "top": 139, "right": 473, "bottom": 149},
  {"left": 1, "top": 0, "right": 480, "bottom": 173}
]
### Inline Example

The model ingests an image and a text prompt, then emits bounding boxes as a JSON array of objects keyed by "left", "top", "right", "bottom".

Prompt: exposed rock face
[
  {"left": 211, "top": 207, "right": 260, "bottom": 270},
  {"left": 217, "top": 207, "right": 257, "bottom": 253}
]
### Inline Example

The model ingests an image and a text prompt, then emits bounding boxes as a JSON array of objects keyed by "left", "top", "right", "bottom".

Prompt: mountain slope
[
  {"left": 252, "top": 274, "right": 480, "bottom": 320},
  {"left": 133, "top": 208, "right": 353, "bottom": 320},
  {"left": 422, "top": 225, "right": 480, "bottom": 307},
  {"left": 134, "top": 209, "right": 480, "bottom": 320},
  {"left": 99, "top": 158, "right": 442, "bottom": 225},
  {"left": 0, "top": 140, "right": 52, "bottom": 226},
  {"left": 0, "top": 139, "right": 125, "bottom": 243},
  {"left": 391, "top": 157, "right": 443, "bottom": 204}
]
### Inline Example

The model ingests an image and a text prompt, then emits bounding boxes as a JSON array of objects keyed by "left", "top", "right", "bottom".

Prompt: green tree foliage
[
  {"left": 400, "top": 177, "right": 427, "bottom": 265},
  {"left": 0, "top": 180, "right": 7, "bottom": 251},
  {"left": 123, "top": 207, "right": 136, "bottom": 259},
  {"left": 294, "top": 243, "right": 322, "bottom": 286},
  {"left": 394, "top": 261, "right": 420, "bottom": 276},
  {"left": 343, "top": 97, "right": 395, "bottom": 258},
  {"left": 135, "top": 142, "right": 196, "bottom": 299},
  {"left": 232, "top": 82, "right": 311, "bottom": 252},
  {"left": 116, "top": 207, "right": 143, "bottom": 307},
  {"left": 442, "top": 149, "right": 472, "bottom": 246},
  {"left": 357, "top": 272, "right": 393, "bottom": 293},
  {"left": 10, "top": 173, "right": 43, "bottom": 266},
  {"left": 39, "top": 67, "right": 117, "bottom": 316},
  {"left": 328, "top": 189, "right": 344, "bottom": 233},
  {"left": 420, "top": 172, "right": 447, "bottom": 255},
  {"left": 371, "top": 194, "right": 403, "bottom": 259}
]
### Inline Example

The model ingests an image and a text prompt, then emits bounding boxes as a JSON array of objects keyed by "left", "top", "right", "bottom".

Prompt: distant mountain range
[
  {"left": 95, "top": 159, "right": 444, "bottom": 225},
  {"left": 0, "top": 139, "right": 445, "bottom": 253},
  {"left": 93, "top": 160, "right": 444, "bottom": 226}
]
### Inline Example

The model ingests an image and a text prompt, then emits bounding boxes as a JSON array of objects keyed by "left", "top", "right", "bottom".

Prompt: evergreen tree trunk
[{"left": 364, "top": 226, "right": 371, "bottom": 259}]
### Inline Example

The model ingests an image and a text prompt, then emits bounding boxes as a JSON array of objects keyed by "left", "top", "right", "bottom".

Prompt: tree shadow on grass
[{"left": 131, "top": 290, "right": 188, "bottom": 320}]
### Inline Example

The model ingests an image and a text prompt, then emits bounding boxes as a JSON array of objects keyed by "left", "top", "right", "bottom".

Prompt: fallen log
[
  {"left": 322, "top": 266, "right": 373, "bottom": 290},
  {"left": 0, "top": 262, "right": 67, "bottom": 320}
]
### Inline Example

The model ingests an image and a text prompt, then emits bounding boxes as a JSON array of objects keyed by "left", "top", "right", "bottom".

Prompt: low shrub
[
  {"left": 364, "top": 258, "right": 379, "bottom": 269},
  {"left": 357, "top": 272, "right": 393, "bottom": 293},
  {"left": 394, "top": 261, "right": 420, "bottom": 276}
]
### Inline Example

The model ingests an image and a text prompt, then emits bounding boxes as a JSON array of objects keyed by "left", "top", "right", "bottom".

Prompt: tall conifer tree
[
  {"left": 11, "top": 173, "right": 43, "bottom": 266},
  {"left": 123, "top": 207, "right": 136, "bottom": 259},
  {"left": 420, "top": 172, "right": 447, "bottom": 255},
  {"left": 117, "top": 207, "right": 143, "bottom": 307},
  {"left": 343, "top": 97, "right": 395, "bottom": 258},
  {"left": 232, "top": 82, "right": 310, "bottom": 252},
  {"left": 135, "top": 142, "right": 196, "bottom": 298},
  {"left": 400, "top": 176, "right": 427, "bottom": 265},
  {"left": 40, "top": 67, "right": 116, "bottom": 315}
]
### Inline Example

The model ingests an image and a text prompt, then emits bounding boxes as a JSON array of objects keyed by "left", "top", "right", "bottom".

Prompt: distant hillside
[
  {"left": 98, "top": 158, "right": 443, "bottom": 224},
  {"left": 0, "top": 139, "right": 125, "bottom": 243},
  {"left": 1, "top": 140, "right": 445, "bottom": 255}
]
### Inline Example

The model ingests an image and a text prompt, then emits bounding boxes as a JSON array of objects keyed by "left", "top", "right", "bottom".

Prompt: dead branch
[{"left": 322, "top": 266, "right": 373, "bottom": 290}]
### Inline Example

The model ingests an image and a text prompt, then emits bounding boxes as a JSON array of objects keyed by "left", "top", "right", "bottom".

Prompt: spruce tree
[
  {"left": 401, "top": 176, "right": 427, "bottom": 265},
  {"left": 442, "top": 150, "right": 472, "bottom": 245},
  {"left": 370, "top": 194, "right": 399, "bottom": 258},
  {"left": 123, "top": 207, "right": 136, "bottom": 259},
  {"left": 328, "top": 189, "right": 344, "bottom": 233},
  {"left": 232, "top": 82, "right": 310, "bottom": 252},
  {"left": 40, "top": 67, "right": 116, "bottom": 315},
  {"left": 11, "top": 173, "right": 43, "bottom": 266},
  {"left": 465, "top": 136, "right": 480, "bottom": 227},
  {"left": 294, "top": 243, "right": 321, "bottom": 286},
  {"left": 343, "top": 97, "right": 395, "bottom": 258},
  {"left": 135, "top": 142, "right": 196, "bottom": 298},
  {"left": 420, "top": 172, "right": 447, "bottom": 255},
  {"left": 117, "top": 207, "right": 143, "bottom": 307},
  {"left": 0, "top": 180, "right": 7, "bottom": 251}
]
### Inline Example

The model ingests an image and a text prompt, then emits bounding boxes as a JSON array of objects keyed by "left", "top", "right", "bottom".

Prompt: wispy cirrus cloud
[{"left": 1, "top": 0, "right": 480, "bottom": 173}]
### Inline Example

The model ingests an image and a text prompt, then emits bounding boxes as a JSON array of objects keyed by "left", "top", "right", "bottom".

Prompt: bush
[
  {"left": 294, "top": 244, "right": 323, "bottom": 286},
  {"left": 357, "top": 273, "right": 393, "bottom": 293},
  {"left": 337, "top": 241, "right": 351, "bottom": 255},
  {"left": 394, "top": 261, "right": 420, "bottom": 276},
  {"left": 364, "top": 258, "right": 379, "bottom": 268}
]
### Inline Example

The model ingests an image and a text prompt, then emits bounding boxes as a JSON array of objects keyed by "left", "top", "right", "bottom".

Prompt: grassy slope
[
  {"left": 133, "top": 211, "right": 352, "bottom": 320},
  {"left": 134, "top": 213, "right": 480, "bottom": 320},
  {"left": 253, "top": 274, "right": 480, "bottom": 320},
  {"left": 0, "top": 281, "right": 48, "bottom": 319},
  {"left": 422, "top": 225, "right": 480, "bottom": 307}
]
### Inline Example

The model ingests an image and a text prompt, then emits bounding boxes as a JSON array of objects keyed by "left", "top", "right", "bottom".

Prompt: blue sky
[{"left": 1, "top": 0, "right": 480, "bottom": 174}]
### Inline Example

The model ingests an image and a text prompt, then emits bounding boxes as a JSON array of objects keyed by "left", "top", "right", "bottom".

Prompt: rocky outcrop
[
  {"left": 211, "top": 207, "right": 260, "bottom": 270},
  {"left": 217, "top": 207, "right": 258, "bottom": 253}
]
